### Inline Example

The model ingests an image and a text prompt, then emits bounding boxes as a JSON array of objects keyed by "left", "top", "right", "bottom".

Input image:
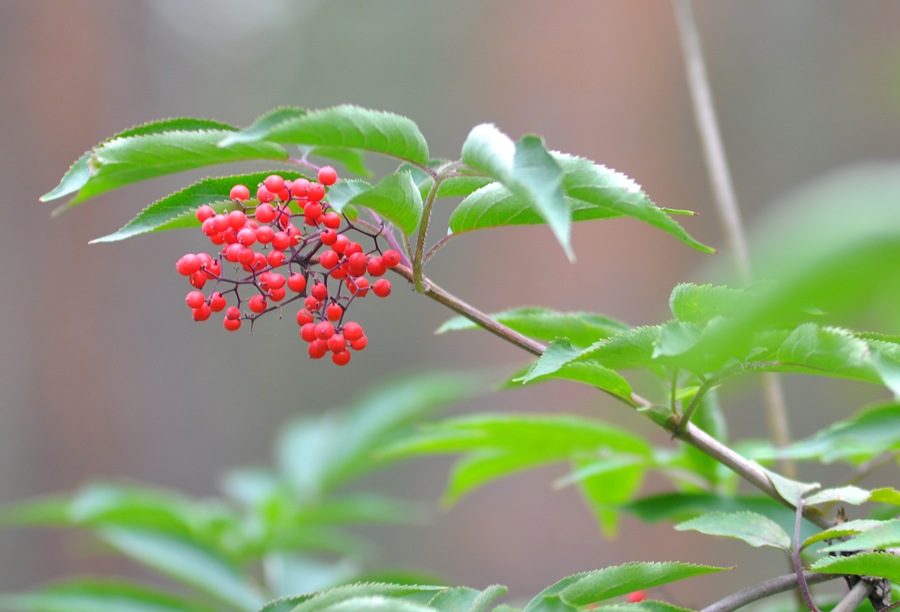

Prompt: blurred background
[{"left": 2, "top": 0, "right": 900, "bottom": 608}]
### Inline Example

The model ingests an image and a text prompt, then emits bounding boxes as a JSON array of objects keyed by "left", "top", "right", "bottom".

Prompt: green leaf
[
  {"left": 576, "top": 459, "right": 647, "bottom": 537},
  {"left": 870, "top": 488, "right": 900, "bottom": 505},
  {"left": 772, "top": 324, "right": 884, "bottom": 384},
  {"left": 287, "top": 584, "right": 444, "bottom": 612},
  {"left": 674, "top": 511, "right": 792, "bottom": 551},
  {"left": 223, "top": 107, "right": 306, "bottom": 147},
  {"left": 429, "top": 586, "right": 507, "bottom": 612},
  {"left": 449, "top": 153, "right": 713, "bottom": 254},
  {"left": 620, "top": 493, "right": 789, "bottom": 524},
  {"left": 90, "top": 171, "right": 310, "bottom": 243},
  {"left": 326, "top": 172, "right": 423, "bottom": 235},
  {"left": 221, "top": 105, "right": 429, "bottom": 166},
  {"left": 820, "top": 520, "right": 900, "bottom": 552},
  {"left": 436, "top": 307, "right": 629, "bottom": 348},
  {"left": 803, "top": 486, "right": 874, "bottom": 507},
  {"left": 42, "top": 118, "right": 239, "bottom": 203},
  {"left": 593, "top": 603, "right": 695, "bottom": 612},
  {"left": 764, "top": 469, "right": 820, "bottom": 505},
  {"left": 669, "top": 284, "right": 748, "bottom": 325},
  {"left": 299, "top": 494, "right": 423, "bottom": 525},
  {"left": 0, "top": 580, "right": 221, "bottom": 612},
  {"left": 554, "top": 456, "right": 649, "bottom": 489},
  {"left": 573, "top": 327, "right": 664, "bottom": 374},
  {"left": 98, "top": 528, "right": 263, "bottom": 612},
  {"left": 315, "top": 597, "right": 434, "bottom": 612},
  {"left": 557, "top": 563, "right": 728, "bottom": 606},
  {"left": 471, "top": 587, "right": 507, "bottom": 612},
  {"left": 264, "top": 555, "right": 359, "bottom": 599},
  {"left": 523, "top": 573, "right": 590, "bottom": 612},
  {"left": 518, "top": 360, "right": 634, "bottom": 406},
  {"left": 58, "top": 131, "right": 289, "bottom": 211},
  {"left": 442, "top": 450, "right": 559, "bottom": 507},
  {"left": 520, "top": 340, "right": 582, "bottom": 382},
  {"left": 302, "top": 146, "right": 373, "bottom": 178},
  {"left": 802, "top": 519, "right": 888, "bottom": 550},
  {"left": 460, "top": 125, "right": 572, "bottom": 260},
  {"left": 810, "top": 552, "right": 900, "bottom": 582},
  {"left": 652, "top": 322, "right": 703, "bottom": 359}
]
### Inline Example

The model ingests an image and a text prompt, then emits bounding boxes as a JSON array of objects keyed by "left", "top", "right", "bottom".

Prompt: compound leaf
[
  {"left": 558, "top": 563, "right": 728, "bottom": 606},
  {"left": 675, "top": 511, "right": 792, "bottom": 552},
  {"left": 810, "top": 552, "right": 900, "bottom": 582}
]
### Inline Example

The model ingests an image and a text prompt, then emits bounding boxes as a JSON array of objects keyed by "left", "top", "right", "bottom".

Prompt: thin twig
[
  {"left": 700, "top": 572, "right": 840, "bottom": 612},
  {"left": 793, "top": 496, "right": 823, "bottom": 612},
  {"left": 672, "top": 0, "right": 795, "bottom": 477},
  {"left": 833, "top": 580, "right": 874, "bottom": 612}
]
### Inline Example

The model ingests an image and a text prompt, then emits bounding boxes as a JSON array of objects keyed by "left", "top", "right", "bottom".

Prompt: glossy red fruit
[
  {"left": 257, "top": 186, "right": 275, "bottom": 203},
  {"left": 318, "top": 166, "right": 338, "bottom": 186},
  {"left": 204, "top": 260, "right": 221, "bottom": 279},
  {"left": 249, "top": 252, "right": 267, "bottom": 272},
  {"left": 212, "top": 214, "right": 229, "bottom": 233},
  {"left": 322, "top": 212, "right": 341, "bottom": 229},
  {"left": 201, "top": 217, "right": 217, "bottom": 236},
  {"left": 238, "top": 246, "right": 256, "bottom": 265},
  {"left": 332, "top": 234, "right": 350, "bottom": 254},
  {"left": 256, "top": 225, "right": 274, "bottom": 244},
  {"left": 185, "top": 291, "right": 205, "bottom": 308},
  {"left": 326, "top": 303, "right": 343, "bottom": 321},
  {"left": 304, "top": 296, "right": 320, "bottom": 310},
  {"left": 327, "top": 334, "right": 346, "bottom": 353},
  {"left": 266, "top": 273, "right": 286, "bottom": 289},
  {"left": 275, "top": 205, "right": 292, "bottom": 229},
  {"left": 271, "top": 231, "right": 291, "bottom": 251},
  {"left": 296, "top": 309, "right": 314, "bottom": 325},
  {"left": 228, "top": 210, "right": 247, "bottom": 231},
  {"left": 330, "top": 267, "right": 347, "bottom": 280},
  {"left": 230, "top": 184, "right": 251, "bottom": 201},
  {"left": 264, "top": 175, "right": 285, "bottom": 194},
  {"left": 286, "top": 224, "right": 302, "bottom": 245},
  {"left": 267, "top": 250, "right": 286, "bottom": 268},
  {"left": 196, "top": 205, "right": 215, "bottom": 222},
  {"left": 223, "top": 243, "right": 240, "bottom": 262},
  {"left": 320, "top": 250, "right": 339, "bottom": 270},
  {"left": 246, "top": 219, "right": 260, "bottom": 230},
  {"left": 192, "top": 304, "right": 212, "bottom": 321},
  {"left": 349, "top": 335, "right": 367, "bottom": 351},
  {"left": 373, "top": 278, "right": 391, "bottom": 297},
  {"left": 291, "top": 178, "right": 310, "bottom": 198},
  {"left": 226, "top": 306, "right": 241, "bottom": 320},
  {"left": 311, "top": 283, "right": 328, "bottom": 301},
  {"left": 197, "top": 252, "right": 213, "bottom": 269},
  {"left": 222, "top": 227, "right": 238, "bottom": 245},
  {"left": 237, "top": 228, "right": 256, "bottom": 246},
  {"left": 319, "top": 229, "right": 338, "bottom": 246},
  {"left": 343, "top": 322, "right": 364, "bottom": 342},
  {"left": 223, "top": 318, "right": 242, "bottom": 331},
  {"left": 345, "top": 242, "right": 363, "bottom": 257},
  {"left": 308, "top": 342, "right": 327, "bottom": 359},
  {"left": 189, "top": 271, "right": 207, "bottom": 289},
  {"left": 284, "top": 274, "right": 304, "bottom": 294},
  {"left": 626, "top": 593, "right": 646, "bottom": 604},
  {"left": 177, "top": 254, "right": 201, "bottom": 275},
  {"left": 348, "top": 277, "right": 370, "bottom": 297},
  {"left": 382, "top": 250, "right": 400, "bottom": 268},
  {"left": 269, "top": 287, "right": 286, "bottom": 301},
  {"left": 304, "top": 203, "right": 323, "bottom": 225},
  {"left": 248, "top": 295, "right": 268, "bottom": 313},
  {"left": 332, "top": 351, "right": 351, "bottom": 365},
  {"left": 300, "top": 322, "right": 317, "bottom": 342},
  {"left": 308, "top": 183, "right": 326, "bottom": 201},
  {"left": 315, "top": 321, "right": 335, "bottom": 340},
  {"left": 209, "top": 232, "right": 225, "bottom": 245},
  {"left": 209, "top": 292, "right": 226, "bottom": 312},
  {"left": 367, "top": 257, "right": 386, "bottom": 276},
  {"left": 255, "top": 203, "right": 276, "bottom": 223}
]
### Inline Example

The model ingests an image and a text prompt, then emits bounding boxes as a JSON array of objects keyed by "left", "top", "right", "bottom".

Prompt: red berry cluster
[{"left": 175, "top": 167, "right": 400, "bottom": 366}]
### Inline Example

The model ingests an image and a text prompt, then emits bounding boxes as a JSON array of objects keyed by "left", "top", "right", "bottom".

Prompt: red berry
[
  {"left": 343, "top": 322, "right": 364, "bottom": 342},
  {"left": 210, "top": 292, "right": 226, "bottom": 312},
  {"left": 277, "top": 188, "right": 290, "bottom": 201},
  {"left": 315, "top": 321, "right": 335, "bottom": 340},
  {"left": 332, "top": 351, "right": 351, "bottom": 366},
  {"left": 349, "top": 335, "right": 367, "bottom": 351},
  {"left": 291, "top": 178, "right": 310, "bottom": 198},
  {"left": 311, "top": 283, "right": 328, "bottom": 301},
  {"left": 286, "top": 224, "right": 302, "bottom": 245},
  {"left": 296, "top": 309, "right": 314, "bottom": 325},
  {"left": 300, "top": 323, "right": 317, "bottom": 342},
  {"left": 185, "top": 291, "right": 205, "bottom": 308},
  {"left": 267, "top": 250, "right": 285, "bottom": 268},
  {"left": 275, "top": 206, "right": 292, "bottom": 229},
  {"left": 202, "top": 217, "right": 217, "bottom": 236},
  {"left": 308, "top": 342, "right": 327, "bottom": 359},
  {"left": 228, "top": 210, "right": 247, "bottom": 231},
  {"left": 264, "top": 175, "right": 285, "bottom": 194},
  {"left": 304, "top": 203, "right": 323, "bottom": 225},
  {"left": 222, "top": 227, "right": 238, "bottom": 245},
  {"left": 192, "top": 304, "right": 212, "bottom": 321},
  {"left": 223, "top": 318, "right": 241, "bottom": 331},
  {"left": 204, "top": 260, "right": 221, "bottom": 279},
  {"left": 348, "top": 252, "right": 368, "bottom": 274},
  {"left": 320, "top": 229, "right": 338, "bottom": 246},
  {"left": 196, "top": 205, "right": 215, "bottom": 222},
  {"left": 373, "top": 279, "right": 391, "bottom": 297},
  {"left": 249, "top": 252, "right": 267, "bottom": 272},
  {"left": 308, "top": 183, "right": 326, "bottom": 201},
  {"left": 255, "top": 203, "right": 275, "bottom": 223},
  {"left": 326, "top": 303, "right": 343, "bottom": 321},
  {"left": 212, "top": 214, "right": 229, "bottom": 233},
  {"left": 330, "top": 267, "right": 347, "bottom": 280},
  {"left": 177, "top": 254, "right": 201, "bottom": 275},
  {"left": 266, "top": 273, "right": 286, "bottom": 289},
  {"left": 382, "top": 250, "right": 400, "bottom": 268},
  {"left": 348, "top": 277, "right": 370, "bottom": 297},
  {"left": 256, "top": 225, "right": 274, "bottom": 244},
  {"left": 224, "top": 243, "right": 241, "bottom": 262},
  {"left": 209, "top": 232, "right": 225, "bottom": 245},
  {"left": 345, "top": 242, "right": 363, "bottom": 257},
  {"left": 248, "top": 295, "right": 268, "bottom": 313},
  {"left": 626, "top": 593, "right": 646, "bottom": 604},
  {"left": 271, "top": 231, "right": 291, "bottom": 251},
  {"left": 226, "top": 306, "right": 241, "bottom": 320},
  {"left": 322, "top": 212, "right": 341, "bottom": 229},
  {"left": 237, "top": 228, "right": 256, "bottom": 246},
  {"left": 246, "top": 219, "right": 260, "bottom": 230},
  {"left": 197, "top": 252, "right": 213, "bottom": 269},
  {"left": 367, "top": 257, "right": 387, "bottom": 276},
  {"left": 327, "top": 334, "right": 346, "bottom": 353},
  {"left": 269, "top": 287, "right": 286, "bottom": 301},
  {"left": 304, "top": 296, "right": 320, "bottom": 310},
  {"left": 230, "top": 184, "right": 250, "bottom": 201},
  {"left": 320, "top": 250, "right": 339, "bottom": 270},
  {"left": 189, "top": 271, "right": 207, "bottom": 289},
  {"left": 318, "top": 166, "right": 338, "bottom": 186},
  {"left": 238, "top": 246, "right": 256, "bottom": 265},
  {"left": 332, "top": 234, "right": 350, "bottom": 254},
  {"left": 287, "top": 274, "right": 307, "bottom": 293},
  {"left": 257, "top": 186, "right": 275, "bottom": 203}
]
